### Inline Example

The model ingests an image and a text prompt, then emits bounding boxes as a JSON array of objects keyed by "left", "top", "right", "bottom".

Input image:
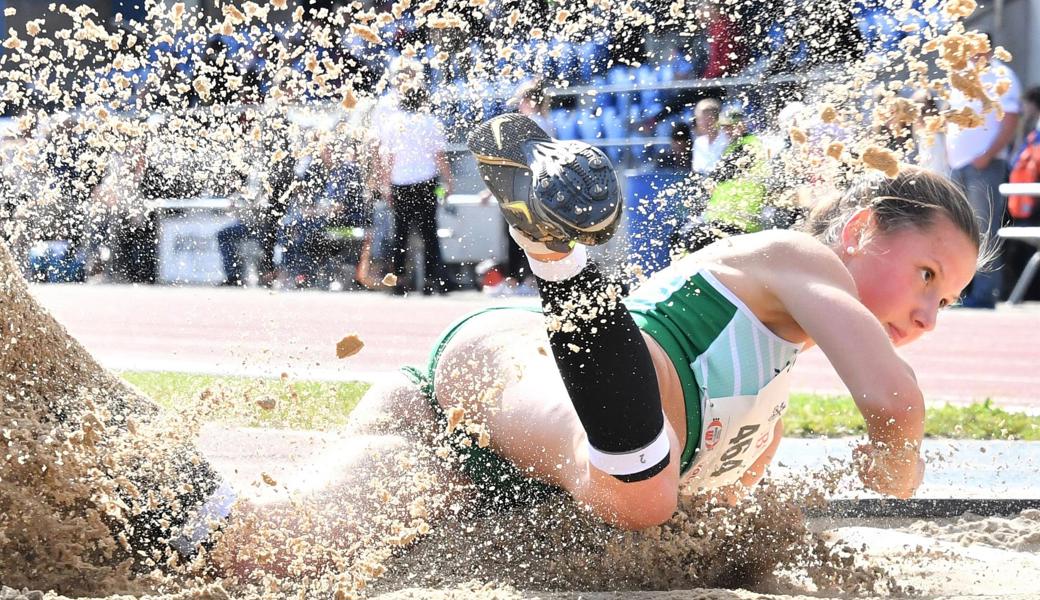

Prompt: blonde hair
[
  {"left": 804, "top": 166, "right": 990, "bottom": 267},
  {"left": 695, "top": 98, "right": 721, "bottom": 117}
]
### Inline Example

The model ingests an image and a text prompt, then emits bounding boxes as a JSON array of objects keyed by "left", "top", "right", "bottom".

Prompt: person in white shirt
[
  {"left": 375, "top": 62, "right": 454, "bottom": 295},
  {"left": 944, "top": 38, "right": 1021, "bottom": 308},
  {"left": 691, "top": 98, "right": 730, "bottom": 174},
  {"left": 912, "top": 90, "right": 951, "bottom": 177}
]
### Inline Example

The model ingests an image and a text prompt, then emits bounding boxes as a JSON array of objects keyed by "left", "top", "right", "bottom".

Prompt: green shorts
[
  {"left": 402, "top": 306, "right": 564, "bottom": 512},
  {"left": 402, "top": 303, "right": 704, "bottom": 510}
]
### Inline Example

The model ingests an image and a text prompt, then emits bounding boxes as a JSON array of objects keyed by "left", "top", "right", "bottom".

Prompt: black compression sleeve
[{"left": 537, "top": 262, "right": 669, "bottom": 482}]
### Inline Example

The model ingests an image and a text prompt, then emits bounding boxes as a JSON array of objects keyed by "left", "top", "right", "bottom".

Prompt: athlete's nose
[{"left": 912, "top": 302, "right": 937, "bottom": 333}]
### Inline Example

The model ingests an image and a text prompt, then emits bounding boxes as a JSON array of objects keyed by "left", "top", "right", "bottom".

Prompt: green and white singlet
[{"left": 625, "top": 255, "right": 803, "bottom": 490}]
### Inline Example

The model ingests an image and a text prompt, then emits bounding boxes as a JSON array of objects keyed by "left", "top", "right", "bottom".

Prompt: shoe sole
[{"left": 468, "top": 113, "right": 621, "bottom": 248}]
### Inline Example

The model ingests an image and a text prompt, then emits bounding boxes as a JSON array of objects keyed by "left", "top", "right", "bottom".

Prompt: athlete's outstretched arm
[{"left": 762, "top": 237, "right": 924, "bottom": 499}]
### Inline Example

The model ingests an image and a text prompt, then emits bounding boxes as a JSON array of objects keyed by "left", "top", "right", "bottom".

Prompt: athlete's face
[{"left": 842, "top": 213, "right": 978, "bottom": 347}]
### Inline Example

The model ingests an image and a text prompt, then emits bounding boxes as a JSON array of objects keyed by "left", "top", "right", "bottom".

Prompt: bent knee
[
  {"left": 610, "top": 492, "right": 678, "bottom": 530},
  {"left": 433, "top": 333, "right": 521, "bottom": 418},
  {"left": 349, "top": 375, "right": 433, "bottom": 438},
  {"left": 580, "top": 473, "right": 679, "bottom": 530}
]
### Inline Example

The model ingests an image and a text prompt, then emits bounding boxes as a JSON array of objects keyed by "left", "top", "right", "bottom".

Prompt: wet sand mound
[
  {"left": 0, "top": 239, "right": 191, "bottom": 595},
  {"left": 903, "top": 509, "right": 1040, "bottom": 552}
]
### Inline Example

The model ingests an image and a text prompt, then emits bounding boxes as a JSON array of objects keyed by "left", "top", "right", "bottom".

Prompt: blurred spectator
[
  {"left": 702, "top": 107, "right": 770, "bottom": 233},
  {"left": 656, "top": 121, "right": 693, "bottom": 171},
  {"left": 86, "top": 136, "right": 142, "bottom": 281},
  {"left": 345, "top": 97, "right": 392, "bottom": 288},
  {"left": 1007, "top": 87, "right": 1040, "bottom": 223},
  {"left": 671, "top": 105, "right": 804, "bottom": 257},
  {"left": 20, "top": 117, "right": 101, "bottom": 282},
  {"left": 1005, "top": 87, "right": 1040, "bottom": 300},
  {"left": 278, "top": 144, "right": 336, "bottom": 288},
  {"left": 514, "top": 80, "right": 554, "bottom": 135},
  {"left": 1011, "top": 86, "right": 1040, "bottom": 162},
  {"left": 114, "top": 129, "right": 192, "bottom": 284},
  {"left": 216, "top": 137, "right": 293, "bottom": 287},
  {"left": 322, "top": 138, "right": 372, "bottom": 286},
  {"left": 699, "top": 5, "right": 749, "bottom": 79},
  {"left": 375, "top": 60, "right": 453, "bottom": 295},
  {"left": 911, "top": 90, "right": 950, "bottom": 176},
  {"left": 691, "top": 98, "right": 729, "bottom": 174},
  {"left": 944, "top": 37, "right": 1021, "bottom": 308}
]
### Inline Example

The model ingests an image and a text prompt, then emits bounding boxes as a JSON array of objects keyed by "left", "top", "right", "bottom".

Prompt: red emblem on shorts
[
  {"left": 703, "top": 418, "right": 724, "bottom": 450},
  {"left": 756, "top": 431, "right": 770, "bottom": 449}
]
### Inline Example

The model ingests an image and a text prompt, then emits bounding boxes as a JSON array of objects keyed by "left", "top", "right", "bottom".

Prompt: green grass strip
[
  {"left": 120, "top": 371, "right": 370, "bottom": 430},
  {"left": 785, "top": 393, "right": 1040, "bottom": 441},
  {"left": 121, "top": 371, "right": 1040, "bottom": 440}
]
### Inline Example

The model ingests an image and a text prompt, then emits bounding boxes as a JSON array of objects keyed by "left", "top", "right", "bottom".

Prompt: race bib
[{"left": 682, "top": 367, "right": 791, "bottom": 491}]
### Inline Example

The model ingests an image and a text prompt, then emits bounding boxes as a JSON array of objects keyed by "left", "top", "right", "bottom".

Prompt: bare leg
[
  {"left": 433, "top": 310, "right": 682, "bottom": 529},
  {"left": 213, "top": 375, "right": 466, "bottom": 583},
  {"left": 353, "top": 232, "right": 378, "bottom": 289},
  {"left": 346, "top": 371, "right": 439, "bottom": 443}
]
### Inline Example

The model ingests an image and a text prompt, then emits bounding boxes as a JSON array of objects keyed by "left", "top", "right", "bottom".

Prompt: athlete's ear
[{"left": 840, "top": 207, "right": 874, "bottom": 255}]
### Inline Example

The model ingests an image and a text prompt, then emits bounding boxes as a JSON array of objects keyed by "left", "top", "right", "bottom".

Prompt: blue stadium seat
[
  {"left": 872, "top": 10, "right": 903, "bottom": 52},
  {"left": 657, "top": 62, "right": 675, "bottom": 83},
  {"left": 552, "top": 108, "right": 580, "bottom": 140},
  {"left": 578, "top": 40, "right": 610, "bottom": 83},
  {"left": 599, "top": 106, "right": 625, "bottom": 165},
  {"left": 624, "top": 104, "right": 648, "bottom": 164},
  {"left": 655, "top": 116, "right": 677, "bottom": 138},
  {"left": 627, "top": 105, "right": 643, "bottom": 130},
  {"left": 641, "top": 101, "right": 664, "bottom": 122},
  {"left": 636, "top": 63, "right": 657, "bottom": 85},
  {"left": 673, "top": 52, "right": 698, "bottom": 79},
  {"left": 586, "top": 75, "right": 611, "bottom": 108},
  {"left": 637, "top": 64, "right": 659, "bottom": 108},
  {"left": 483, "top": 96, "right": 507, "bottom": 121},
  {"left": 576, "top": 108, "right": 603, "bottom": 141},
  {"left": 604, "top": 65, "right": 633, "bottom": 115},
  {"left": 859, "top": 7, "right": 886, "bottom": 50},
  {"left": 601, "top": 106, "right": 625, "bottom": 139},
  {"left": 608, "top": 65, "right": 633, "bottom": 86},
  {"left": 554, "top": 41, "right": 579, "bottom": 81},
  {"left": 629, "top": 140, "right": 648, "bottom": 164}
]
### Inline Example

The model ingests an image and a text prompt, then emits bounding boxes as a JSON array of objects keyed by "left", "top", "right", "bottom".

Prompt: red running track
[{"left": 29, "top": 283, "right": 1040, "bottom": 408}]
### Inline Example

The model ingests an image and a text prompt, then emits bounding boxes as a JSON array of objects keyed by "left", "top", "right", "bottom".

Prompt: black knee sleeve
[{"left": 538, "top": 263, "right": 669, "bottom": 482}]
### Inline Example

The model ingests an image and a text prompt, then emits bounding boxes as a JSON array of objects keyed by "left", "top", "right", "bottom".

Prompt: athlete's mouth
[{"left": 887, "top": 323, "right": 906, "bottom": 345}]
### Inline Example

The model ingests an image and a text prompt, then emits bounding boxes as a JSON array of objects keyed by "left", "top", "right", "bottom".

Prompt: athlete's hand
[{"left": 853, "top": 442, "right": 924, "bottom": 499}]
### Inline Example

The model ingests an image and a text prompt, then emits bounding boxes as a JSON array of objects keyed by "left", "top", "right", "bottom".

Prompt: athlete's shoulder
[
  {"left": 747, "top": 229, "right": 853, "bottom": 286},
  {"left": 751, "top": 229, "right": 837, "bottom": 260}
]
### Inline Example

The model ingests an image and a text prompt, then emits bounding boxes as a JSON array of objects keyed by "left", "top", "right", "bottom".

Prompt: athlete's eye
[
  {"left": 921, "top": 268, "right": 935, "bottom": 283},
  {"left": 938, "top": 297, "right": 948, "bottom": 309}
]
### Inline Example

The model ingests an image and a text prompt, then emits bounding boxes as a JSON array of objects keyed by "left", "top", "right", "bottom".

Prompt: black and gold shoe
[{"left": 467, "top": 113, "right": 621, "bottom": 252}]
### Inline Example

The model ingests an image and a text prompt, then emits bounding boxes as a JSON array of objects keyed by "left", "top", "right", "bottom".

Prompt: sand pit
[
  {"left": 12, "top": 418, "right": 1040, "bottom": 600},
  {"left": 4, "top": 492, "right": 1040, "bottom": 599},
  {"left": 3, "top": 228, "right": 1038, "bottom": 598}
]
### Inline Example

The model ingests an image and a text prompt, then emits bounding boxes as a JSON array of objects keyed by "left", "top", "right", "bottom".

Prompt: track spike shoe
[{"left": 467, "top": 113, "right": 622, "bottom": 253}]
